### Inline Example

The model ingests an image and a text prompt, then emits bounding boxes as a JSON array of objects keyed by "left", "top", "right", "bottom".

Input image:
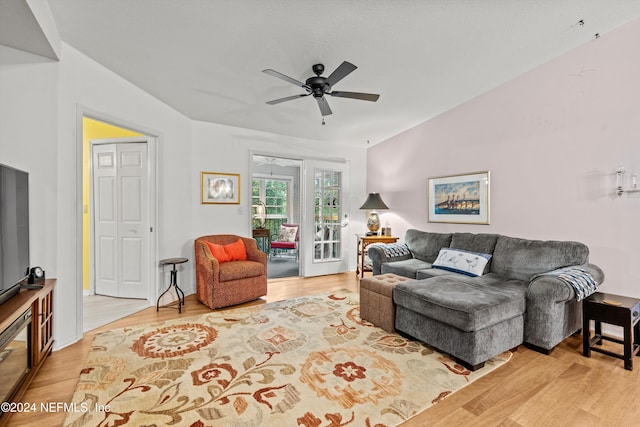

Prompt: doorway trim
[
  {"left": 249, "top": 151, "right": 350, "bottom": 277},
  {"left": 76, "top": 106, "right": 159, "bottom": 339},
  {"left": 250, "top": 152, "right": 303, "bottom": 276}
]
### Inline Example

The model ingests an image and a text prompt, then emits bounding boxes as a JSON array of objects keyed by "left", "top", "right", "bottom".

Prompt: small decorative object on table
[
  {"left": 583, "top": 291, "right": 640, "bottom": 370},
  {"left": 27, "top": 266, "right": 45, "bottom": 285}
]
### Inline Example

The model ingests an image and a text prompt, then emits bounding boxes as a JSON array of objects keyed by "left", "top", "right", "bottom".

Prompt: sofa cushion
[
  {"left": 432, "top": 248, "right": 492, "bottom": 277},
  {"left": 393, "top": 276, "right": 527, "bottom": 332},
  {"left": 405, "top": 229, "right": 452, "bottom": 263},
  {"left": 219, "top": 260, "right": 265, "bottom": 281},
  {"left": 492, "top": 236, "right": 589, "bottom": 281},
  {"left": 381, "top": 258, "right": 432, "bottom": 279},
  {"left": 271, "top": 241, "right": 297, "bottom": 249},
  {"left": 450, "top": 233, "right": 499, "bottom": 274},
  {"left": 417, "top": 270, "right": 510, "bottom": 284},
  {"left": 416, "top": 267, "right": 459, "bottom": 280}
]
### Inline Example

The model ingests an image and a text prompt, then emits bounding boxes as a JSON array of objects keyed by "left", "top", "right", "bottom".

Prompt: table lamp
[
  {"left": 359, "top": 192, "right": 389, "bottom": 235},
  {"left": 255, "top": 201, "right": 266, "bottom": 228}
]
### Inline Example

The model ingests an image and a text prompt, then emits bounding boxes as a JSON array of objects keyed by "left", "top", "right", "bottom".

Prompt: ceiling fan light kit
[{"left": 263, "top": 61, "right": 380, "bottom": 117}]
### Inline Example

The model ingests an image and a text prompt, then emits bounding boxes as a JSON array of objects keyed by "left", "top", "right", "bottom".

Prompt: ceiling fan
[{"left": 262, "top": 61, "right": 380, "bottom": 117}]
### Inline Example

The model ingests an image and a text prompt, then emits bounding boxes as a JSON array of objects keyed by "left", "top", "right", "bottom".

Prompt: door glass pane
[{"left": 314, "top": 168, "right": 341, "bottom": 262}]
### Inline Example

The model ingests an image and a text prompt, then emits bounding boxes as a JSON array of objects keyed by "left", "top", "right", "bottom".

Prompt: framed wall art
[
  {"left": 201, "top": 172, "right": 240, "bottom": 204},
  {"left": 427, "top": 171, "right": 490, "bottom": 224}
]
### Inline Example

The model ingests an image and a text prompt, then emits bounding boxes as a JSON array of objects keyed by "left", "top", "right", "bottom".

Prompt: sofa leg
[
  {"left": 524, "top": 342, "right": 553, "bottom": 355},
  {"left": 455, "top": 358, "right": 484, "bottom": 371}
]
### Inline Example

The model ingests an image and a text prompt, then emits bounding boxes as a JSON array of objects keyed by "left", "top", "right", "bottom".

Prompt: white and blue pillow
[{"left": 432, "top": 248, "right": 492, "bottom": 277}]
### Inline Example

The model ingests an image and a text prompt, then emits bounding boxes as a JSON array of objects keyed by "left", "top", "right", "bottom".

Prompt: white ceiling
[
  {"left": 0, "top": 0, "right": 58, "bottom": 63},
  {"left": 10, "top": 1, "right": 640, "bottom": 146}
]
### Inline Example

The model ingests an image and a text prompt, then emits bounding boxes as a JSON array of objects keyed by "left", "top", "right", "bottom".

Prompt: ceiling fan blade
[
  {"left": 266, "top": 93, "right": 310, "bottom": 105},
  {"left": 329, "top": 91, "right": 380, "bottom": 102},
  {"left": 262, "top": 69, "right": 309, "bottom": 90},
  {"left": 315, "top": 96, "right": 332, "bottom": 116},
  {"left": 325, "top": 61, "right": 357, "bottom": 87}
]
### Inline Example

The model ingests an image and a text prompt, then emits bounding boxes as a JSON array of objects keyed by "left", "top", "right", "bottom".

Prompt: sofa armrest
[
  {"left": 525, "top": 263, "right": 604, "bottom": 350},
  {"left": 528, "top": 263, "right": 604, "bottom": 303},
  {"left": 368, "top": 243, "right": 412, "bottom": 275},
  {"left": 194, "top": 240, "right": 221, "bottom": 289},
  {"left": 195, "top": 241, "right": 220, "bottom": 269}
]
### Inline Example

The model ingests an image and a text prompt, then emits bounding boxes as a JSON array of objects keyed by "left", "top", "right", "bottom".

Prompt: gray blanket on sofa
[{"left": 535, "top": 267, "right": 598, "bottom": 301}]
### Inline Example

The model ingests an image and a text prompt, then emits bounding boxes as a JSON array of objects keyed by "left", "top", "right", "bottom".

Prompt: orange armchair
[{"left": 195, "top": 234, "right": 267, "bottom": 309}]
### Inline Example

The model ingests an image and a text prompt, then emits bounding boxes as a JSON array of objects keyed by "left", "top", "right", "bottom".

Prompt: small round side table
[{"left": 157, "top": 257, "right": 188, "bottom": 313}]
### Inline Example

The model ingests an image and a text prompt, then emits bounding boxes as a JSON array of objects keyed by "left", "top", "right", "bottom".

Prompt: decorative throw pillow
[
  {"left": 278, "top": 225, "right": 298, "bottom": 242},
  {"left": 432, "top": 248, "right": 492, "bottom": 277},
  {"left": 377, "top": 243, "right": 411, "bottom": 258},
  {"left": 205, "top": 241, "right": 231, "bottom": 263},
  {"left": 224, "top": 239, "right": 247, "bottom": 261}
]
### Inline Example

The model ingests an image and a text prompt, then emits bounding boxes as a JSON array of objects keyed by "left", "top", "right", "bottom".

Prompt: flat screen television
[{"left": 0, "top": 164, "right": 30, "bottom": 305}]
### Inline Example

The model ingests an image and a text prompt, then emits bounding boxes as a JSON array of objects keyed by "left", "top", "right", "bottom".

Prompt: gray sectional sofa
[{"left": 368, "top": 229, "right": 604, "bottom": 370}]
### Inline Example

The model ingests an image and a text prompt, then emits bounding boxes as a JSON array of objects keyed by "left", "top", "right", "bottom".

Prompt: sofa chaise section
[{"left": 368, "top": 229, "right": 605, "bottom": 368}]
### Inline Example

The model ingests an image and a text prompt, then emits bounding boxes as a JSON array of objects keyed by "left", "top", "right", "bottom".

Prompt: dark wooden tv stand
[{"left": 0, "top": 279, "right": 55, "bottom": 424}]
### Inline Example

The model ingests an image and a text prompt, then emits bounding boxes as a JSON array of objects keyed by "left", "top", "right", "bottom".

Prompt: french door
[{"left": 301, "top": 159, "right": 350, "bottom": 277}]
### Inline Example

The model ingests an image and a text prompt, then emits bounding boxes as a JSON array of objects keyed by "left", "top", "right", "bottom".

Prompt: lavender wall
[{"left": 367, "top": 19, "right": 640, "bottom": 300}]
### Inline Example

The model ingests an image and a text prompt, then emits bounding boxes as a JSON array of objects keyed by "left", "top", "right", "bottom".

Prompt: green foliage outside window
[{"left": 252, "top": 178, "right": 290, "bottom": 235}]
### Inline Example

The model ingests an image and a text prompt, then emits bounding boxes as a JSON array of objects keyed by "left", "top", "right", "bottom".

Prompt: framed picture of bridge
[{"left": 427, "top": 171, "right": 490, "bottom": 224}]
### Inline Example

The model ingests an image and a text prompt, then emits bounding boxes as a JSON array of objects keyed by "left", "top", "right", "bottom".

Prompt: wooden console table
[
  {"left": 356, "top": 235, "right": 398, "bottom": 278},
  {"left": 0, "top": 279, "right": 55, "bottom": 425}
]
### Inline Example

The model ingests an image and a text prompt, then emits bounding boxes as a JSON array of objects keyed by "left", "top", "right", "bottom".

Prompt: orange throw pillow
[
  {"left": 224, "top": 239, "right": 247, "bottom": 261},
  {"left": 205, "top": 241, "right": 231, "bottom": 262}
]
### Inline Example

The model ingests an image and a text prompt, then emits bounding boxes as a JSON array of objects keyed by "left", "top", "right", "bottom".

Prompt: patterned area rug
[{"left": 64, "top": 290, "right": 511, "bottom": 427}]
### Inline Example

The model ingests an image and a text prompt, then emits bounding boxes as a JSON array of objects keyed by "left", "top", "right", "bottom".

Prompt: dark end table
[
  {"left": 157, "top": 257, "right": 188, "bottom": 313},
  {"left": 583, "top": 291, "right": 640, "bottom": 370}
]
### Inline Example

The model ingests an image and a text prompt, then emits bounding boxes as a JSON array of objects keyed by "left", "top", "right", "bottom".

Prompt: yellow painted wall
[{"left": 82, "top": 117, "right": 142, "bottom": 290}]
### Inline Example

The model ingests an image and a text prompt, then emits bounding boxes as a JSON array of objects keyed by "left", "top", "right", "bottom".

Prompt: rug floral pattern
[{"left": 64, "top": 290, "right": 510, "bottom": 427}]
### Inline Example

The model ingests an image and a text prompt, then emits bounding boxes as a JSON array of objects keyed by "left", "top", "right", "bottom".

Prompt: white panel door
[
  {"left": 301, "top": 159, "right": 350, "bottom": 277},
  {"left": 93, "top": 146, "right": 118, "bottom": 296},
  {"left": 92, "top": 142, "right": 148, "bottom": 298}
]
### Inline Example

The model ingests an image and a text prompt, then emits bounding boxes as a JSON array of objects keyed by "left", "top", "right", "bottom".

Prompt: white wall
[
  {"left": 53, "top": 43, "right": 196, "bottom": 348},
  {"left": 367, "top": 19, "right": 640, "bottom": 303},
  {"left": 1, "top": 41, "right": 368, "bottom": 350},
  {"left": 190, "top": 120, "right": 368, "bottom": 271},
  {"left": 0, "top": 54, "right": 58, "bottom": 295}
]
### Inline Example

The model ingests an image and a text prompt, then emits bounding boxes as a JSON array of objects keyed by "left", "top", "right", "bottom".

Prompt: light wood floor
[
  {"left": 7, "top": 273, "right": 640, "bottom": 426},
  {"left": 83, "top": 294, "right": 149, "bottom": 333}
]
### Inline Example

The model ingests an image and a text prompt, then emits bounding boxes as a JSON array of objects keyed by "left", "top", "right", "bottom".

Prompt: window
[
  {"left": 313, "top": 168, "right": 341, "bottom": 261},
  {"left": 252, "top": 178, "right": 290, "bottom": 230}
]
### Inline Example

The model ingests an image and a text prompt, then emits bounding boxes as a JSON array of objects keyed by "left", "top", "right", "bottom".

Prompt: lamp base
[{"left": 366, "top": 211, "right": 380, "bottom": 235}]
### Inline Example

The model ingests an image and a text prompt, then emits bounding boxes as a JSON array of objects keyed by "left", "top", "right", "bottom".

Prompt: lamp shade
[{"left": 359, "top": 192, "right": 389, "bottom": 210}]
